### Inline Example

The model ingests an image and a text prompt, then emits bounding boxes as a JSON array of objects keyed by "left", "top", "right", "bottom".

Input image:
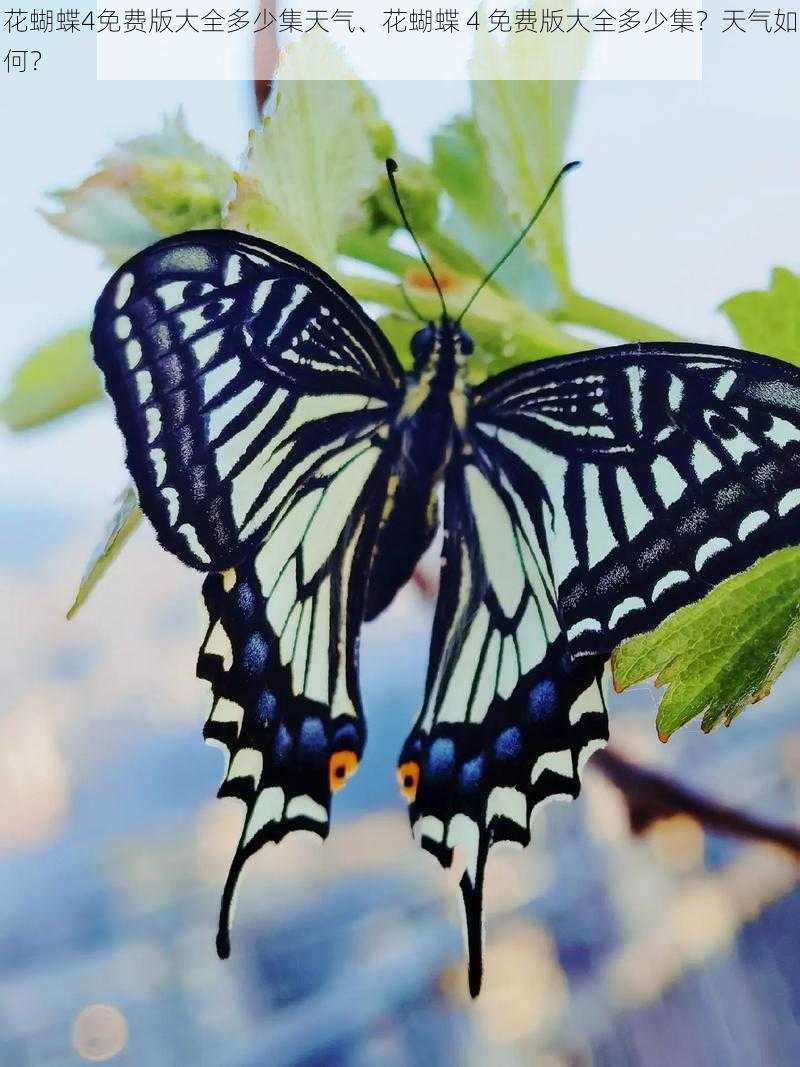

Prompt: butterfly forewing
[
  {"left": 473, "top": 343, "right": 800, "bottom": 655},
  {"left": 92, "top": 230, "right": 402, "bottom": 570}
]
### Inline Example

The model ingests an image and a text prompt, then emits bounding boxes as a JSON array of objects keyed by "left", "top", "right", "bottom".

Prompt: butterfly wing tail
[
  {"left": 404, "top": 647, "right": 609, "bottom": 995},
  {"left": 459, "top": 838, "right": 489, "bottom": 998},
  {"left": 199, "top": 563, "right": 365, "bottom": 958}
]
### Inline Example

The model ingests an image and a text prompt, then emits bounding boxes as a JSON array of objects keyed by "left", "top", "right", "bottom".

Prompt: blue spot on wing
[
  {"left": 235, "top": 582, "right": 257, "bottom": 618},
  {"left": 528, "top": 679, "right": 557, "bottom": 723},
  {"left": 495, "top": 727, "right": 522, "bottom": 760},
  {"left": 428, "top": 737, "right": 456, "bottom": 777},
  {"left": 333, "top": 723, "right": 360, "bottom": 752},
  {"left": 242, "top": 633, "right": 269, "bottom": 674},
  {"left": 255, "top": 691, "right": 277, "bottom": 727},
  {"left": 300, "top": 717, "right": 327, "bottom": 753},
  {"left": 460, "top": 755, "right": 484, "bottom": 791},
  {"left": 275, "top": 724, "right": 293, "bottom": 762}
]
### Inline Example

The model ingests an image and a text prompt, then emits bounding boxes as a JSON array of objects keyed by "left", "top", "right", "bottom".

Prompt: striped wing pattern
[
  {"left": 198, "top": 431, "right": 392, "bottom": 956},
  {"left": 91, "top": 230, "right": 403, "bottom": 957},
  {"left": 91, "top": 230, "right": 401, "bottom": 570},
  {"left": 402, "top": 342, "right": 800, "bottom": 995},
  {"left": 400, "top": 461, "right": 609, "bottom": 996},
  {"left": 474, "top": 343, "right": 800, "bottom": 656}
]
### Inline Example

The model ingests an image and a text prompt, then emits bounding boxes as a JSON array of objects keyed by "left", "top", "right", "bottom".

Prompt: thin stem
[
  {"left": 343, "top": 274, "right": 591, "bottom": 359},
  {"left": 252, "top": 0, "right": 278, "bottom": 115},
  {"left": 557, "top": 290, "right": 686, "bottom": 344},
  {"left": 338, "top": 229, "right": 418, "bottom": 277}
]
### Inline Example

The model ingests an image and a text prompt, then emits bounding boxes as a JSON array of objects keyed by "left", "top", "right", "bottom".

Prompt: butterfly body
[
  {"left": 366, "top": 318, "right": 474, "bottom": 618},
  {"left": 92, "top": 226, "right": 800, "bottom": 997}
]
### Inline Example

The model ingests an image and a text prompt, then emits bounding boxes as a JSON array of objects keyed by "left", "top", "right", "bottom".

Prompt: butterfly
[{"left": 91, "top": 158, "right": 800, "bottom": 996}]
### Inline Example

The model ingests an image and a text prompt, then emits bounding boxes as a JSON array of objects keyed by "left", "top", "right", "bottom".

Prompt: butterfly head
[{"left": 410, "top": 318, "right": 475, "bottom": 377}]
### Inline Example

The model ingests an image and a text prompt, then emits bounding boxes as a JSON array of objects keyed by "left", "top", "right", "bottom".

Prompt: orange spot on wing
[
  {"left": 329, "top": 750, "right": 359, "bottom": 793},
  {"left": 397, "top": 761, "right": 420, "bottom": 803}
]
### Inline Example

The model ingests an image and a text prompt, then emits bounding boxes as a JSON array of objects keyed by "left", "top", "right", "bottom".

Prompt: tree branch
[
  {"left": 253, "top": 1, "right": 278, "bottom": 116},
  {"left": 593, "top": 748, "right": 800, "bottom": 857}
]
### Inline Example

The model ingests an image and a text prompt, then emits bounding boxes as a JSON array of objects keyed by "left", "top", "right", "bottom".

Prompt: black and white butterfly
[{"left": 91, "top": 160, "right": 800, "bottom": 996}]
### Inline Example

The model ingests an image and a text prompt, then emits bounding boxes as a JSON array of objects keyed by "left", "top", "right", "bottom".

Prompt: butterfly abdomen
[
  {"left": 363, "top": 320, "right": 478, "bottom": 621},
  {"left": 363, "top": 394, "right": 452, "bottom": 621}
]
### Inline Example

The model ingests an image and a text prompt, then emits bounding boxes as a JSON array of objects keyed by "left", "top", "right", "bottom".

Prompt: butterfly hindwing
[
  {"left": 198, "top": 432, "right": 392, "bottom": 955},
  {"left": 399, "top": 460, "right": 609, "bottom": 996}
]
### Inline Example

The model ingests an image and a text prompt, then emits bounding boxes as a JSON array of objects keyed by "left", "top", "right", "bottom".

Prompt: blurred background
[{"left": 2, "top": 23, "right": 800, "bottom": 1067}]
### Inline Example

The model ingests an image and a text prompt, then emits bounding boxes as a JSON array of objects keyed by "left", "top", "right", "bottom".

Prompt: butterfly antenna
[
  {"left": 386, "top": 158, "right": 448, "bottom": 319},
  {"left": 456, "top": 160, "right": 582, "bottom": 325},
  {"left": 399, "top": 283, "right": 427, "bottom": 323}
]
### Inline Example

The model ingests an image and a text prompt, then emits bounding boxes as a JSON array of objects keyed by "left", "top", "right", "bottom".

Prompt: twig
[
  {"left": 593, "top": 748, "right": 800, "bottom": 857},
  {"left": 253, "top": 0, "right": 278, "bottom": 116}
]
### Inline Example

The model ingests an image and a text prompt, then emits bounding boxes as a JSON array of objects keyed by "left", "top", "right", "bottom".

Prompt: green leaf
[
  {"left": 128, "top": 156, "right": 230, "bottom": 236},
  {"left": 432, "top": 115, "right": 555, "bottom": 310},
  {"left": 121, "top": 111, "right": 233, "bottom": 236},
  {"left": 470, "top": 33, "right": 587, "bottom": 293},
  {"left": 43, "top": 110, "right": 232, "bottom": 265},
  {"left": 611, "top": 547, "right": 800, "bottom": 740},
  {"left": 226, "top": 38, "right": 383, "bottom": 270},
  {"left": 0, "top": 328, "right": 103, "bottom": 430},
  {"left": 67, "top": 486, "right": 143, "bottom": 620},
  {"left": 721, "top": 268, "right": 800, "bottom": 364},
  {"left": 43, "top": 185, "right": 162, "bottom": 268},
  {"left": 339, "top": 227, "right": 418, "bottom": 278}
]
